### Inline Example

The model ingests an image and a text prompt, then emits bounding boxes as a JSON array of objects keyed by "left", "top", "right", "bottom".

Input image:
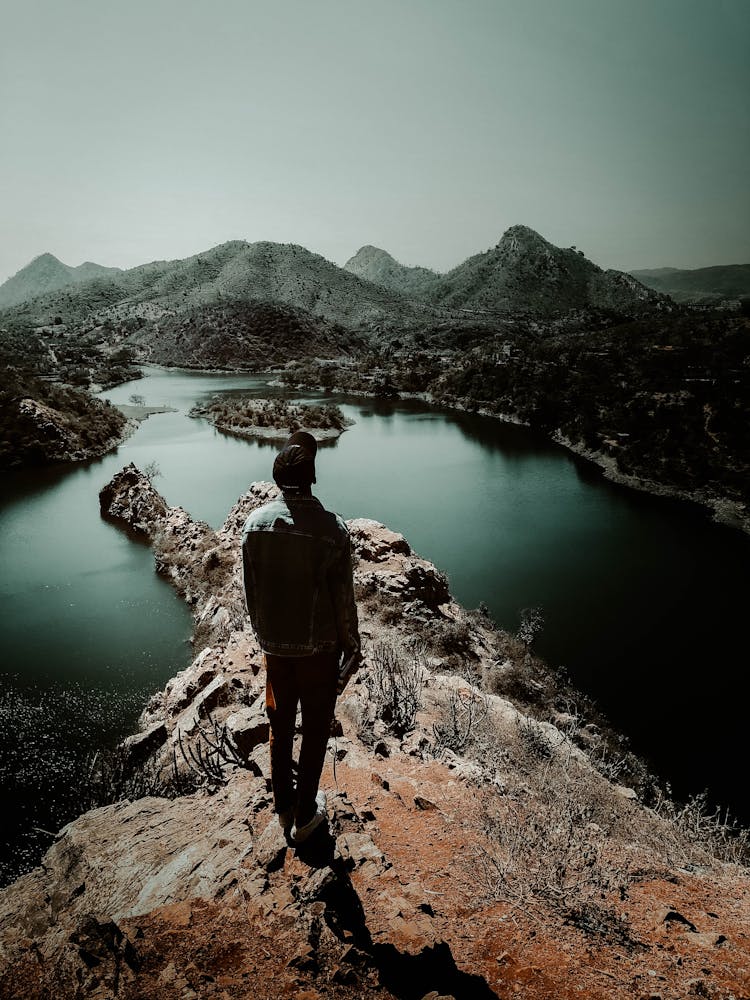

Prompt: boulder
[
  {"left": 225, "top": 701, "right": 270, "bottom": 759},
  {"left": 162, "top": 647, "right": 218, "bottom": 716},
  {"left": 119, "top": 720, "right": 167, "bottom": 765},
  {"left": 347, "top": 518, "right": 411, "bottom": 561},
  {"left": 336, "top": 832, "right": 388, "bottom": 874}
]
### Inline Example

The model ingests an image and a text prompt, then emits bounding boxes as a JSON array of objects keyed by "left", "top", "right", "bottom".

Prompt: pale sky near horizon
[{"left": 1, "top": 0, "right": 748, "bottom": 285}]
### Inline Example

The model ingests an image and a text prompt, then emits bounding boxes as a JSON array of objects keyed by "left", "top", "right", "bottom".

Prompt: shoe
[
  {"left": 291, "top": 792, "right": 327, "bottom": 844},
  {"left": 278, "top": 809, "right": 294, "bottom": 833}
]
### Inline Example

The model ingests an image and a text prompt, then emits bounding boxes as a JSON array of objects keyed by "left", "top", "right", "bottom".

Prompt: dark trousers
[{"left": 264, "top": 651, "right": 338, "bottom": 825}]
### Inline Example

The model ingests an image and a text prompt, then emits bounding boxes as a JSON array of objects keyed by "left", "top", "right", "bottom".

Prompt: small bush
[
  {"left": 357, "top": 586, "right": 403, "bottom": 626},
  {"left": 651, "top": 787, "right": 750, "bottom": 866},
  {"left": 517, "top": 715, "right": 556, "bottom": 760},
  {"left": 516, "top": 607, "right": 544, "bottom": 649},
  {"left": 361, "top": 641, "right": 425, "bottom": 737},
  {"left": 144, "top": 460, "right": 161, "bottom": 482},
  {"left": 434, "top": 618, "right": 473, "bottom": 657},
  {"left": 433, "top": 685, "right": 489, "bottom": 755},
  {"left": 76, "top": 743, "right": 197, "bottom": 813}
]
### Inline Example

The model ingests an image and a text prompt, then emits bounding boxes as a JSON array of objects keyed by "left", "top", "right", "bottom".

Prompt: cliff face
[{"left": 1, "top": 466, "right": 748, "bottom": 1000}]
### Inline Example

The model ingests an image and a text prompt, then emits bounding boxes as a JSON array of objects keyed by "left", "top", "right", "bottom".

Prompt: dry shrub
[
  {"left": 360, "top": 641, "right": 425, "bottom": 737},
  {"left": 78, "top": 743, "right": 198, "bottom": 813},
  {"left": 486, "top": 649, "right": 556, "bottom": 709},
  {"left": 473, "top": 758, "right": 636, "bottom": 942},
  {"left": 432, "top": 684, "right": 490, "bottom": 756},
  {"left": 356, "top": 583, "right": 403, "bottom": 626},
  {"left": 433, "top": 617, "right": 473, "bottom": 657},
  {"left": 651, "top": 787, "right": 750, "bottom": 867},
  {"left": 517, "top": 714, "right": 556, "bottom": 760}
]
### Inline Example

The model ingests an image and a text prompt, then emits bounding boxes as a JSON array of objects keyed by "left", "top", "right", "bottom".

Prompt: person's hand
[{"left": 337, "top": 649, "right": 363, "bottom": 695}]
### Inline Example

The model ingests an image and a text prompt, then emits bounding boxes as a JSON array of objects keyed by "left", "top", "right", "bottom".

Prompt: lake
[{"left": 1, "top": 365, "right": 748, "bottom": 885}]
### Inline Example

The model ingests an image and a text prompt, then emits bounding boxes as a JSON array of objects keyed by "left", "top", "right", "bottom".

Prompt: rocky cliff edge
[{"left": 1, "top": 465, "right": 748, "bottom": 999}]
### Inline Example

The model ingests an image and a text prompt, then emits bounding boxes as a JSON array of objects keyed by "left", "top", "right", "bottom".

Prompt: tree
[
  {"left": 129, "top": 394, "right": 145, "bottom": 406},
  {"left": 144, "top": 461, "right": 161, "bottom": 483}
]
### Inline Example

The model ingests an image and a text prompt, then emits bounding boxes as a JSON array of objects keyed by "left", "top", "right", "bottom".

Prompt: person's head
[{"left": 273, "top": 431, "right": 317, "bottom": 495}]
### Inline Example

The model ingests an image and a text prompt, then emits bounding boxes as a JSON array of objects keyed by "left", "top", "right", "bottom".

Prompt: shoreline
[
  {"left": 119, "top": 361, "right": 748, "bottom": 536},
  {"left": 194, "top": 414, "right": 347, "bottom": 444},
  {"left": 205, "top": 422, "right": 346, "bottom": 442},
  {"left": 277, "top": 373, "right": 750, "bottom": 537},
  {"left": 113, "top": 402, "right": 177, "bottom": 421},
  {"left": 553, "top": 432, "right": 750, "bottom": 536}
]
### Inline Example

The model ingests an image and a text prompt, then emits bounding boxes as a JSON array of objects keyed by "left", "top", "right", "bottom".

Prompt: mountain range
[
  {"left": 2, "top": 228, "right": 746, "bottom": 532},
  {"left": 0, "top": 226, "right": 682, "bottom": 370},
  {"left": 346, "top": 226, "right": 669, "bottom": 317},
  {"left": 0, "top": 253, "right": 121, "bottom": 309},
  {"left": 4, "top": 232, "right": 745, "bottom": 347},
  {"left": 1, "top": 226, "right": 671, "bottom": 330},
  {"left": 629, "top": 263, "right": 750, "bottom": 303}
]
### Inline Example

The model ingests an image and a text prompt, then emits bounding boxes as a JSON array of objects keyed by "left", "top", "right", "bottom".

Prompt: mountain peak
[
  {"left": 434, "top": 226, "right": 666, "bottom": 316},
  {"left": 496, "top": 225, "right": 552, "bottom": 250},
  {"left": 0, "top": 253, "right": 76, "bottom": 308},
  {"left": 349, "top": 245, "right": 396, "bottom": 262},
  {"left": 31, "top": 252, "right": 65, "bottom": 266},
  {"left": 0, "top": 253, "right": 123, "bottom": 309},
  {"left": 343, "top": 246, "right": 440, "bottom": 296}
]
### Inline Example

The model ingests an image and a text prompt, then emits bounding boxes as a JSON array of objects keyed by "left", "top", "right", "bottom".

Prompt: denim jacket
[{"left": 241, "top": 494, "right": 360, "bottom": 657}]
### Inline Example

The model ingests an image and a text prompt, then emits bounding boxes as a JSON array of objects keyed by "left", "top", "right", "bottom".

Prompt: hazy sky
[{"left": 1, "top": 0, "right": 748, "bottom": 283}]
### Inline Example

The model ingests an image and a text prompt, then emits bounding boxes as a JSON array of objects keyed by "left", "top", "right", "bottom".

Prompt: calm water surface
[{"left": 1, "top": 366, "right": 748, "bottom": 882}]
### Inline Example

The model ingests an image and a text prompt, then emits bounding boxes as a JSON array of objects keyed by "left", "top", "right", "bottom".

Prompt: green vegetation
[
  {"left": 0, "top": 370, "right": 129, "bottom": 468},
  {"left": 0, "top": 322, "right": 141, "bottom": 390},
  {"left": 434, "top": 311, "right": 749, "bottom": 512},
  {"left": 190, "top": 396, "right": 351, "bottom": 437},
  {"left": 131, "top": 299, "right": 364, "bottom": 369},
  {"left": 282, "top": 309, "right": 750, "bottom": 519}
]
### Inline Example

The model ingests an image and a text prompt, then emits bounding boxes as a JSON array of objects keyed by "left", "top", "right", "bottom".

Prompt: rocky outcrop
[
  {"left": 2, "top": 467, "right": 749, "bottom": 999},
  {"left": 0, "top": 390, "right": 132, "bottom": 468}
]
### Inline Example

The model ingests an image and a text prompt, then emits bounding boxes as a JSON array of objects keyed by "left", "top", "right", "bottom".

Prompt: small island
[{"left": 189, "top": 396, "right": 353, "bottom": 442}]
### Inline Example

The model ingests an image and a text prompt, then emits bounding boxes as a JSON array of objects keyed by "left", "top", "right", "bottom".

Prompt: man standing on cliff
[{"left": 241, "top": 431, "right": 361, "bottom": 843}]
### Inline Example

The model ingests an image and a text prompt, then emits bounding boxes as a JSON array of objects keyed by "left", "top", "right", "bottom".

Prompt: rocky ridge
[
  {"left": 1, "top": 466, "right": 748, "bottom": 999},
  {"left": 0, "top": 241, "right": 430, "bottom": 341}
]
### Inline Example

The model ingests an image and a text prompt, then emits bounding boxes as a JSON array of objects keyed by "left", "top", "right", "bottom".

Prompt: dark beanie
[{"left": 273, "top": 431, "right": 317, "bottom": 491}]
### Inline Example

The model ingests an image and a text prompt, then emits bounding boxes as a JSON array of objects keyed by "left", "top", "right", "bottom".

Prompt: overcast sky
[{"left": 1, "top": 0, "right": 748, "bottom": 284}]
